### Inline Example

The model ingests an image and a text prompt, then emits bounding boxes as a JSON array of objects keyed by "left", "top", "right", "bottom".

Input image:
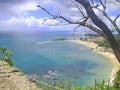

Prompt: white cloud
[
  {"left": 69, "top": 7, "right": 79, "bottom": 12},
  {"left": 0, "top": 16, "right": 65, "bottom": 31},
  {"left": 19, "top": 2, "right": 39, "bottom": 11},
  {"left": 70, "top": 16, "right": 81, "bottom": 21},
  {"left": 10, "top": 16, "right": 60, "bottom": 26},
  {"left": 0, "top": 0, "right": 39, "bottom": 17},
  {"left": 0, "top": 0, "right": 119, "bottom": 33}
]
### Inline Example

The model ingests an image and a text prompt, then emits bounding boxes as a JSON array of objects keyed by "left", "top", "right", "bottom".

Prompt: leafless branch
[
  {"left": 37, "top": 5, "right": 75, "bottom": 23},
  {"left": 72, "top": 25, "right": 81, "bottom": 34},
  {"left": 99, "top": 0, "right": 106, "bottom": 10},
  {"left": 114, "top": 14, "right": 120, "bottom": 23},
  {"left": 92, "top": 2, "right": 120, "bottom": 34},
  {"left": 37, "top": 4, "right": 106, "bottom": 38},
  {"left": 84, "top": 23, "right": 106, "bottom": 38},
  {"left": 37, "top": 5, "right": 56, "bottom": 17},
  {"left": 37, "top": 5, "right": 90, "bottom": 25},
  {"left": 91, "top": 0, "right": 94, "bottom": 5},
  {"left": 116, "top": 0, "right": 120, "bottom": 2},
  {"left": 71, "top": 0, "right": 86, "bottom": 17}
]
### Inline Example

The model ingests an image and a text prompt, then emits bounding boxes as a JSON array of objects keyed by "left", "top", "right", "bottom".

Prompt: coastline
[
  {"left": 69, "top": 40, "right": 120, "bottom": 85},
  {"left": 1, "top": 39, "right": 120, "bottom": 89},
  {"left": 0, "top": 61, "right": 42, "bottom": 90}
]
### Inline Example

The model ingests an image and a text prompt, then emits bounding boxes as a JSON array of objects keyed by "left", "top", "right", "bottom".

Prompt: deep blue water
[{"left": 0, "top": 31, "right": 113, "bottom": 87}]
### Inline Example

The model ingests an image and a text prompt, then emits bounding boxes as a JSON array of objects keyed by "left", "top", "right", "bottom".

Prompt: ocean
[{"left": 0, "top": 30, "right": 113, "bottom": 87}]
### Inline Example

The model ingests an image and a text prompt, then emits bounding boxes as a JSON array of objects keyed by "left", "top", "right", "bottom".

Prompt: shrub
[
  {"left": 95, "top": 39, "right": 111, "bottom": 48},
  {"left": 52, "top": 37, "right": 66, "bottom": 41},
  {"left": 0, "top": 47, "right": 14, "bottom": 66},
  {"left": 94, "top": 35, "right": 120, "bottom": 48},
  {"left": 4, "top": 56, "right": 14, "bottom": 66},
  {"left": 113, "top": 69, "right": 120, "bottom": 89},
  {"left": 114, "top": 35, "right": 120, "bottom": 47}
]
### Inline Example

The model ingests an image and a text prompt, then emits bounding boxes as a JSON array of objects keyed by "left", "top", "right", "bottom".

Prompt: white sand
[{"left": 69, "top": 40, "right": 120, "bottom": 85}]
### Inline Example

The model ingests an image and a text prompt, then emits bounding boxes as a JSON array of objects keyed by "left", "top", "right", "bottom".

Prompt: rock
[{"left": 96, "top": 47, "right": 106, "bottom": 52}]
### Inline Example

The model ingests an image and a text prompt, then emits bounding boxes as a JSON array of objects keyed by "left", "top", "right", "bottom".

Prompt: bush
[
  {"left": 113, "top": 69, "right": 120, "bottom": 89},
  {"left": 94, "top": 35, "right": 120, "bottom": 48},
  {"left": 114, "top": 35, "right": 120, "bottom": 47},
  {"left": 0, "top": 47, "right": 14, "bottom": 66},
  {"left": 4, "top": 56, "right": 14, "bottom": 66},
  {"left": 95, "top": 39, "right": 111, "bottom": 48},
  {"left": 52, "top": 37, "right": 66, "bottom": 41}
]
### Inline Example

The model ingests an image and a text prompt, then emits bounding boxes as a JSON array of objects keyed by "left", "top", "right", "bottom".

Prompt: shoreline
[
  {"left": 69, "top": 40, "right": 120, "bottom": 85},
  {"left": 1, "top": 39, "right": 120, "bottom": 89}
]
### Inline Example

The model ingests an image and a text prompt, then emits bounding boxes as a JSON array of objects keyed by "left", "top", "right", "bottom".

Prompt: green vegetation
[
  {"left": 95, "top": 39, "right": 111, "bottom": 48},
  {"left": 112, "top": 26, "right": 118, "bottom": 31},
  {"left": 94, "top": 35, "right": 120, "bottom": 48},
  {"left": 35, "top": 74, "right": 120, "bottom": 90},
  {"left": 113, "top": 69, "right": 120, "bottom": 89},
  {"left": 0, "top": 47, "right": 14, "bottom": 66},
  {"left": 114, "top": 35, "right": 120, "bottom": 47},
  {"left": 80, "top": 37, "right": 88, "bottom": 41},
  {"left": 51, "top": 37, "right": 67, "bottom": 41}
]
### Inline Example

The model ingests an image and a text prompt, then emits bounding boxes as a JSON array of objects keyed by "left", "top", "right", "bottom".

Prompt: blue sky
[{"left": 0, "top": 0, "right": 120, "bottom": 33}]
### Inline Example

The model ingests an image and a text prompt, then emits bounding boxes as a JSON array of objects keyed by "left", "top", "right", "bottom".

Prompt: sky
[{"left": 0, "top": 0, "right": 120, "bottom": 33}]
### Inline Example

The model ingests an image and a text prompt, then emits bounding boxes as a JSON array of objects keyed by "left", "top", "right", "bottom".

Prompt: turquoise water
[{"left": 0, "top": 31, "right": 113, "bottom": 87}]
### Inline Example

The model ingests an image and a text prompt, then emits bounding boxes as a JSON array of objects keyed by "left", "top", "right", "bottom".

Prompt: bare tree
[
  {"left": 91, "top": 0, "right": 120, "bottom": 34},
  {"left": 37, "top": 0, "right": 120, "bottom": 63}
]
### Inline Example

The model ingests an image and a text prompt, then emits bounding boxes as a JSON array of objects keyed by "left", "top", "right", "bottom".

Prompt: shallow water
[{"left": 0, "top": 31, "right": 113, "bottom": 86}]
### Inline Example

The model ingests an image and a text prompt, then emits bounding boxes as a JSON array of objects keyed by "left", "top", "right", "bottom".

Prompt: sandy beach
[
  {"left": 0, "top": 61, "right": 42, "bottom": 90},
  {"left": 69, "top": 40, "right": 120, "bottom": 85}
]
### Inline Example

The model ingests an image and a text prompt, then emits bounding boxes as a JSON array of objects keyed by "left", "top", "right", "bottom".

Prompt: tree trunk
[{"left": 75, "top": 0, "right": 120, "bottom": 63}]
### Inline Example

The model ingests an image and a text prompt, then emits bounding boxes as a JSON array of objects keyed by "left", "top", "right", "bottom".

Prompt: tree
[
  {"left": 114, "top": 69, "right": 120, "bottom": 89},
  {"left": 0, "top": 47, "right": 13, "bottom": 66},
  {"left": 37, "top": 0, "right": 120, "bottom": 63},
  {"left": 74, "top": 0, "right": 120, "bottom": 62}
]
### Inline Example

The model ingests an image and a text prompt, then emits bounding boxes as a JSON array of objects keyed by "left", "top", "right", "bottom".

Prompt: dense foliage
[
  {"left": 94, "top": 35, "right": 120, "bottom": 48},
  {"left": 114, "top": 35, "right": 120, "bottom": 47},
  {"left": 0, "top": 47, "right": 14, "bottom": 66},
  {"left": 95, "top": 39, "right": 111, "bottom": 48},
  {"left": 113, "top": 69, "right": 120, "bottom": 89},
  {"left": 51, "top": 37, "right": 67, "bottom": 41}
]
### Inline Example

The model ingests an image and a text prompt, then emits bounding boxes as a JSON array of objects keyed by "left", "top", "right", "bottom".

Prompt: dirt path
[{"left": 0, "top": 61, "right": 42, "bottom": 90}]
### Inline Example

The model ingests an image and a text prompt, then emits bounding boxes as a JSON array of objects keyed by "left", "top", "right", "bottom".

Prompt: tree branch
[
  {"left": 92, "top": 3, "right": 120, "bottom": 34},
  {"left": 114, "top": 14, "right": 120, "bottom": 23},
  {"left": 72, "top": 25, "right": 81, "bottom": 34},
  {"left": 116, "top": 0, "right": 120, "bottom": 2},
  {"left": 84, "top": 23, "right": 106, "bottom": 38},
  {"left": 71, "top": 0, "right": 86, "bottom": 17},
  {"left": 99, "top": 0, "right": 106, "bottom": 10},
  {"left": 37, "top": 3, "right": 105, "bottom": 38},
  {"left": 37, "top": 5, "right": 56, "bottom": 17}
]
